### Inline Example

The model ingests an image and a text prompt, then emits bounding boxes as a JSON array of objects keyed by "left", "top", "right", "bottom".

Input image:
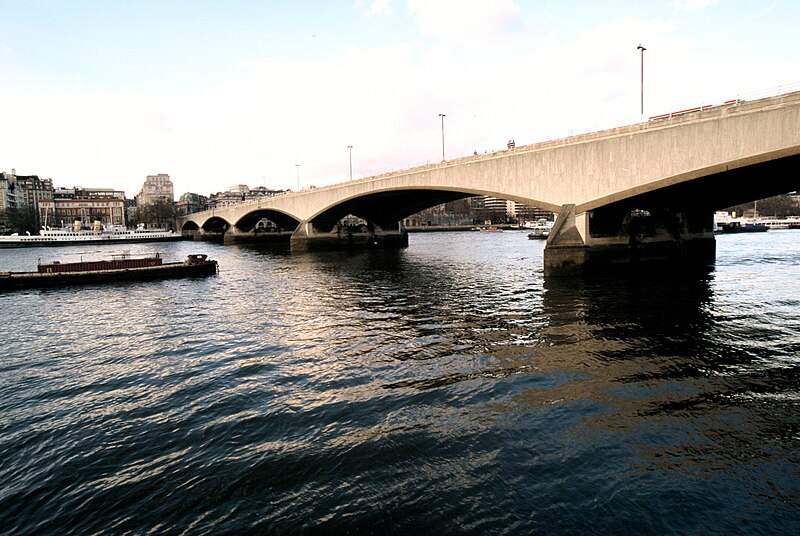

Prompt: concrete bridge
[{"left": 179, "top": 91, "right": 800, "bottom": 275}]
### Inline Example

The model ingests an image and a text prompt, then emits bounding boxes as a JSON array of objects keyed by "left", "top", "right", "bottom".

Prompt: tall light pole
[
  {"left": 439, "top": 113, "right": 446, "bottom": 161},
  {"left": 295, "top": 164, "right": 300, "bottom": 190},
  {"left": 347, "top": 145, "right": 353, "bottom": 180},
  {"left": 637, "top": 44, "right": 646, "bottom": 120}
]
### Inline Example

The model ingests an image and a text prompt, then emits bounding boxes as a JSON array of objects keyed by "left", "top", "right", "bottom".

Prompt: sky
[{"left": 1, "top": 0, "right": 798, "bottom": 199}]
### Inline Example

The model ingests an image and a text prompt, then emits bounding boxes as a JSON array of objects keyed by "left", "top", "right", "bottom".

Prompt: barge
[{"left": 0, "top": 253, "right": 218, "bottom": 290}]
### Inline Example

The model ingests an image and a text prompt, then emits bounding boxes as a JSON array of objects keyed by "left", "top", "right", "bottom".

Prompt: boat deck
[{"left": 1, "top": 255, "right": 217, "bottom": 290}]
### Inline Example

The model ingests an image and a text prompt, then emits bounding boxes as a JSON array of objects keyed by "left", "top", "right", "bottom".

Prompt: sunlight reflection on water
[{"left": 1, "top": 231, "right": 799, "bottom": 534}]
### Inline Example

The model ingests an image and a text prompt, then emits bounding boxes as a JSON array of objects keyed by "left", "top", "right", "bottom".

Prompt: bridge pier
[
  {"left": 544, "top": 204, "right": 716, "bottom": 276},
  {"left": 290, "top": 221, "right": 409, "bottom": 252},
  {"left": 190, "top": 229, "right": 226, "bottom": 242},
  {"left": 220, "top": 226, "right": 293, "bottom": 246}
]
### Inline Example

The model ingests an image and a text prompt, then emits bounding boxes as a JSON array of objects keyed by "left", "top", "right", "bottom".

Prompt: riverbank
[{"left": 406, "top": 224, "right": 522, "bottom": 232}]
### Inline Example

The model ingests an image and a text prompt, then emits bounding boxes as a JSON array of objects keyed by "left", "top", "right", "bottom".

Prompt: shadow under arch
[
  {"left": 578, "top": 151, "right": 800, "bottom": 215},
  {"left": 201, "top": 216, "right": 232, "bottom": 233},
  {"left": 233, "top": 208, "right": 301, "bottom": 233},
  {"left": 308, "top": 189, "right": 474, "bottom": 232},
  {"left": 305, "top": 187, "right": 557, "bottom": 232}
]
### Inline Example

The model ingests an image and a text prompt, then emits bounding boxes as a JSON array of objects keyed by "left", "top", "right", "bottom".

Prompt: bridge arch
[
  {"left": 305, "top": 186, "right": 558, "bottom": 231},
  {"left": 200, "top": 216, "right": 231, "bottom": 232},
  {"left": 233, "top": 208, "right": 301, "bottom": 233}
]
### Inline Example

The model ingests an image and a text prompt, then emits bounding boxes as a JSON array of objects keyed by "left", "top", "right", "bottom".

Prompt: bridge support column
[
  {"left": 543, "top": 204, "right": 716, "bottom": 276},
  {"left": 223, "top": 226, "right": 254, "bottom": 245},
  {"left": 290, "top": 221, "right": 409, "bottom": 252},
  {"left": 220, "top": 226, "right": 293, "bottom": 246},
  {"left": 192, "top": 229, "right": 226, "bottom": 242}
]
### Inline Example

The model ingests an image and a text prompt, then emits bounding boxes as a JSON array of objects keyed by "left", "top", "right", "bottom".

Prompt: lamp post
[
  {"left": 439, "top": 113, "right": 446, "bottom": 161},
  {"left": 295, "top": 164, "right": 300, "bottom": 190},
  {"left": 347, "top": 145, "right": 353, "bottom": 181},
  {"left": 637, "top": 44, "right": 646, "bottom": 120}
]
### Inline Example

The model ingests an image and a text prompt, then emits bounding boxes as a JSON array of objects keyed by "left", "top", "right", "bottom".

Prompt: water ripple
[{"left": 1, "top": 232, "right": 799, "bottom": 533}]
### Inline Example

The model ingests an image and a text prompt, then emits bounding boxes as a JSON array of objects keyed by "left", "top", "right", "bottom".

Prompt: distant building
[
  {"left": 124, "top": 198, "right": 137, "bottom": 226},
  {"left": 403, "top": 196, "right": 553, "bottom": 228},
  {"left": 1, "top": 171, "right": 21, "bottom": 210},
  {"left": 512, "top": 202, "right": 554, "bottom": 223},
  {"left": 228, "top": 184, "right": 250, "bottom": 195},
  {"left": 206, "top": 184, "right": 289, "bottom": 209},
  {"left": 175, "top": 192, "right": 209, "bottom": 217},
  {"left": 250, "top": 185, "right": 288, "bottom": 198},
  {"left": 136, "top": 174, "right": 174, "bottom": 206},
  {"left": 469, "top": 196, "right": 553, "bottom": 224},
  {"left": 1, "top": 169, "right": 55, "bottom": 232},
  {"left": 470, "top": 196, "right": 511, "bottom": 223},
  {"left": 0, "top": 171, "right": 21, "bottom": 233},
  {"left": 405, "top": 198, "right": 473, "bottom": 227},
  {"left": 39, "top": 187, "right": 126, "bottom": 228},
  {"left": 15, "top": 174, "right": 54, "bottom": 215}
]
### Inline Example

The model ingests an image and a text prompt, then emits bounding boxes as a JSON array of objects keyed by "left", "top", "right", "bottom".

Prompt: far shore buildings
[
  {"left": 205, "top": 184, "right": 289, "bottom": 209},
  {"left": 40, "top": 187, "right": 127, "bottom": 228},
  {"left": 404, "top": 196, "right": 554, "bottom": 227},
  {"left": 1, "top": 170, "right": 54, "bottom": 232},
  {"left": 2, "top": 170, "right": 130, "bottom": 232}
]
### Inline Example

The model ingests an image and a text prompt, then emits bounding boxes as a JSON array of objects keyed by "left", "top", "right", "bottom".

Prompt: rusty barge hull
[{"left": 0, "top": 260, "right": 218, "bottom": 290}]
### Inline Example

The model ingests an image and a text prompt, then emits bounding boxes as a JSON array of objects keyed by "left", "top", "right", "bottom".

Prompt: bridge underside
[
  {"left": 188, "top": 190, "right": 475, "bottom": 251},
  {"left": 544, "top": 153, "right": 800, "bottom": 275},
  {"left": 290, "top": 189, "right": 471, "bottom": 251}
]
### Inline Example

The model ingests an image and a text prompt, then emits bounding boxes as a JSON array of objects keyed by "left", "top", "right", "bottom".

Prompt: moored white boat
[
  {"left": 754, "top": 217, "right": 800, "bottom": 230},
  {"left": 0, "top": 222, "right": 182, "bottom": 248},
  {"left": 525, "top": 219, "right": 553, "bottom": 239}
]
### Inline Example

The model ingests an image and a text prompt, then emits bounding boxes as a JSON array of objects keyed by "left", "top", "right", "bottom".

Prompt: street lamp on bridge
[
  {"left": 439, "top": 113, "right": 446, "bottom": 161},
  {"left": 295, "top": 164, "right": 300, "bottom": 191},
  {"left": 347, "top": 145, "right": 353, "bottom": 181},
  {"left": 637, "top": 44, "right": 646, "bottom": 120}
]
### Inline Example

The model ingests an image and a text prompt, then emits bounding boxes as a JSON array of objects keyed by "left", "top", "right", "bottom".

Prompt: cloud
[
  {"left": 671, "top": 0, "right": 719, "bottom": 11},
  {"left": 0, "top": 15, "right": 691, "bottom": 197},
  {"left": 355, "top": 0, "right": 393, "bottom": 17},
  {"left": 406, "top": 0, "right": 524, "bottom": 44},
  {"left": 0, "top": 86, "right": 177, "bottom": 195},
  {"left": 367, "top": 0, "right": 392, "bottom": 17},
  {"left": 4, "top": 5, "right": 789, "bottom": 199}
]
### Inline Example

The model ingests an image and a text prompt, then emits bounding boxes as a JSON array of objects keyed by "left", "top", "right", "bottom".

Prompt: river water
[{"left": 1, "top": 230, "right": 799, "bottom": 534}]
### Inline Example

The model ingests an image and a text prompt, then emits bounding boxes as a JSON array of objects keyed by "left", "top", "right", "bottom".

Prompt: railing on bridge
[
  {"left": 648, "top": 99, "right": 739, "bottom": 121},
  {"left": 735, "top": 81, "right": 800, "bottom": 101},
  {"left": 648, "top": 81, "right": 800, "bottom": 122}
]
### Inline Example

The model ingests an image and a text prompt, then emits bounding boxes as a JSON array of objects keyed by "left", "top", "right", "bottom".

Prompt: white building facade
[{"left": 136, "top": 174, "right": 174, "bottom": 206}]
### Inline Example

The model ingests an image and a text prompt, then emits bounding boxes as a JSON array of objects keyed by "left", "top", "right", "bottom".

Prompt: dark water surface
[{"left": 1, "top": 230, "right": 799, "bottom": 534}]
